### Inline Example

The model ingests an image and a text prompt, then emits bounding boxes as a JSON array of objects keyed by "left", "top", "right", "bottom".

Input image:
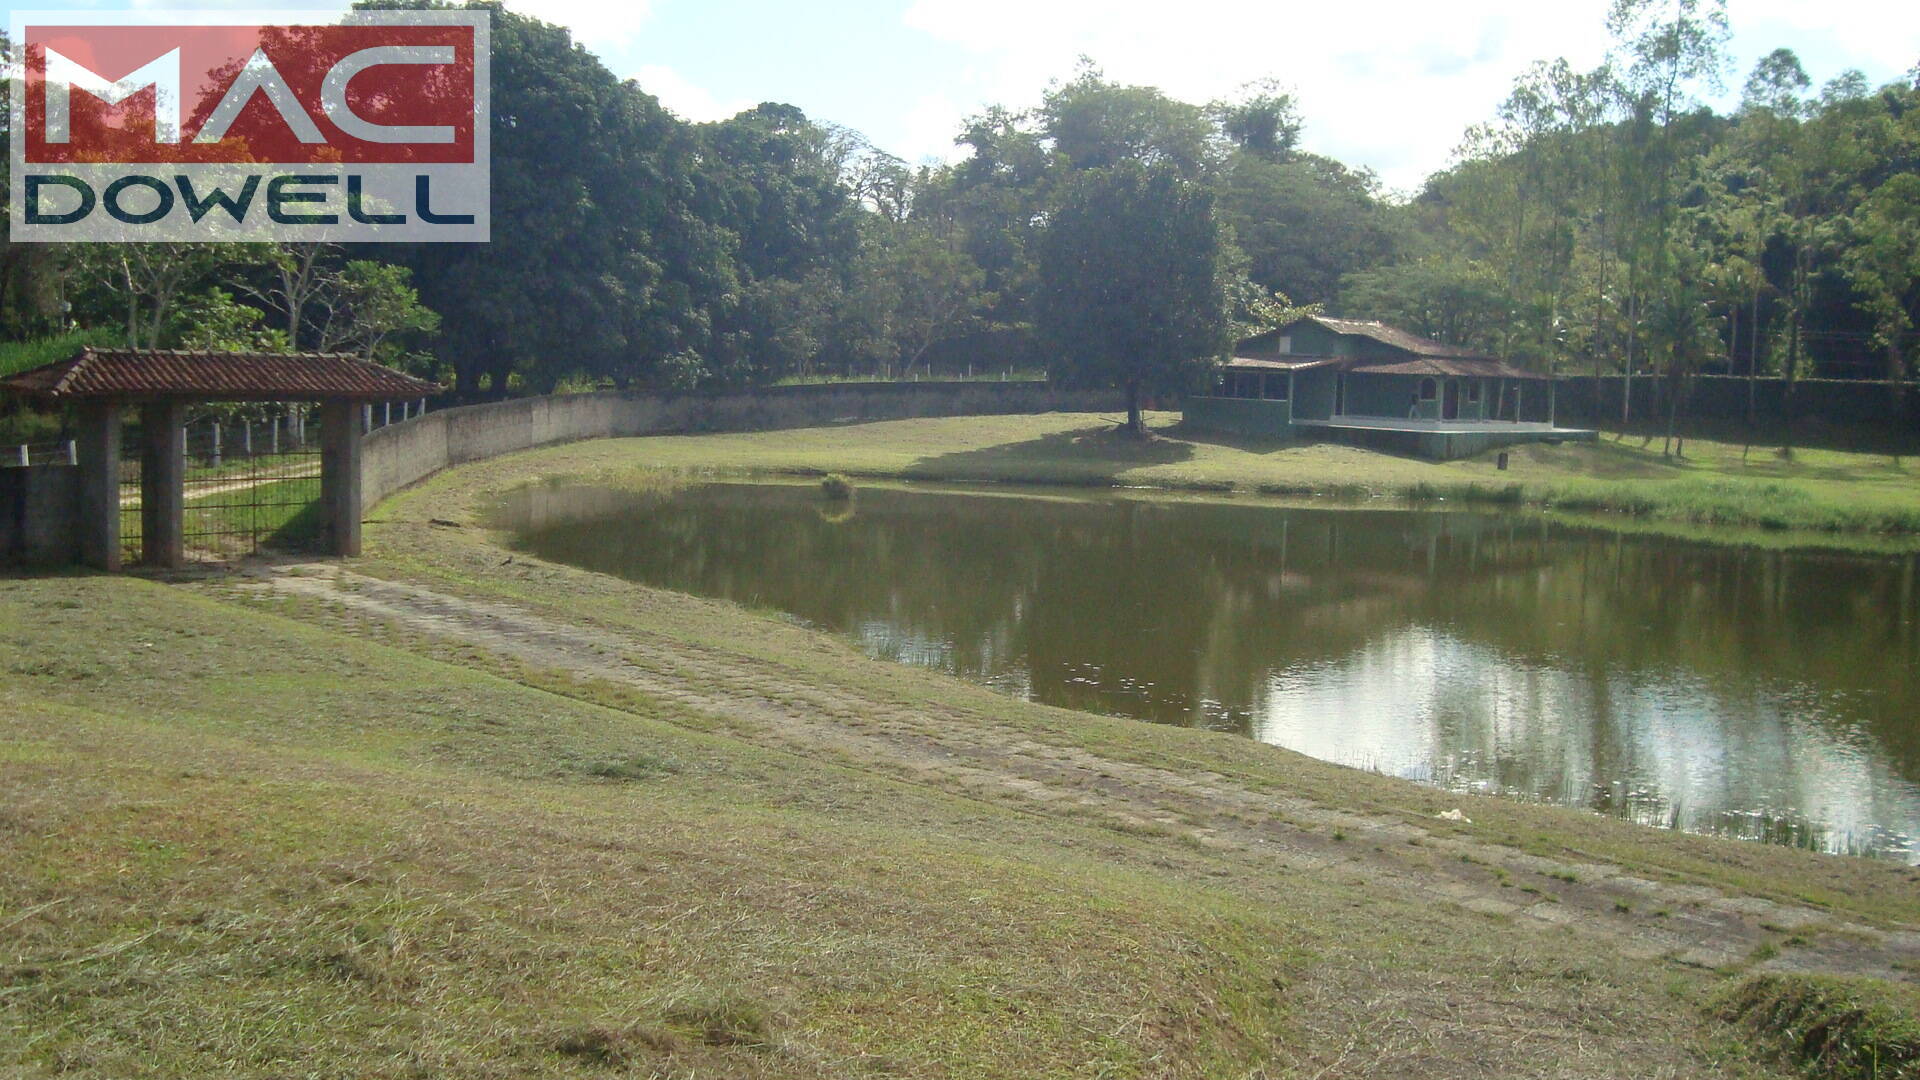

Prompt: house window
[
  {"left": 1467, "top": 382, "right": 1482, "bottom": 403},
  {"left": 1419, "top": 378, "right": 1438, "bottom": 401},
  {"left": 1263, "top": 376, "right": 1289, "bottom": 401},
  {"left": 1275, "top": 335, "right": 1292, "bottom": 355}
]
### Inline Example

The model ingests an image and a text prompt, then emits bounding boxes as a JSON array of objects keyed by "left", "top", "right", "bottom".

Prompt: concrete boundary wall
[
  {"left": 0, "top": 464, "right": 83, "bottom": 565},
  {"left": 361, "top": 381, "right": 1124, "bottom": 511}
]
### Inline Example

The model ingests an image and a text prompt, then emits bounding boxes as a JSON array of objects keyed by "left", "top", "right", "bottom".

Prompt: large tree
[{"left": 1036, "top": 165, "right": 1230, "bottom": 435}]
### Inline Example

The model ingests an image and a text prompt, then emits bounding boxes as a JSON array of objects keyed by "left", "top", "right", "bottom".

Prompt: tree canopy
[{"left": 1, "top": 1, "right": 1912, "bottom": 425}]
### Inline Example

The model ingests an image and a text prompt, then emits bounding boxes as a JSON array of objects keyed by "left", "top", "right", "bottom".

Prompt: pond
[{"left": 497, "top": 480, "right": 1920, "bottom": 862}]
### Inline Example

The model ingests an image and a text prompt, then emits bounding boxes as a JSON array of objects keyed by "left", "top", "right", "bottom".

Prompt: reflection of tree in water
[{"left": 502, "top": 483, "right": 1920, "bottom": 859}]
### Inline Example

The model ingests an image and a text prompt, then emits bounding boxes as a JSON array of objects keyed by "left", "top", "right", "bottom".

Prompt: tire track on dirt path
[{"left": 237, "top": 563, "right": 1920, "bottom": 985}]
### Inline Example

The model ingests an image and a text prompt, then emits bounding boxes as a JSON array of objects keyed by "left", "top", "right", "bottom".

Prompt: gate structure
[
  {"left": 117, "top": 407, "right": 328, "bottom": 564},
  {"left": 2, "top": 349, "right": 437, "bottom": 570}
]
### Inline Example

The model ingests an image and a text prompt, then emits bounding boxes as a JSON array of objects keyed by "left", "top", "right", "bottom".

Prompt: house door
[
  {"left": 1442, "top": 380, "right": 1460, "bottom": 421},
  {"left": 1334, "top": 375, "right": 1346, "bottom": 417}
]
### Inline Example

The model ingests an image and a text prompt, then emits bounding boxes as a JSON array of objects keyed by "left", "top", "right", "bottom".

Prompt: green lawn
[
  {"left": 519, "top": 412, "right": 1920, "bottom": 547},
  {"left": 6, "top": 413, "right": 1919, "bottom": 1078}
]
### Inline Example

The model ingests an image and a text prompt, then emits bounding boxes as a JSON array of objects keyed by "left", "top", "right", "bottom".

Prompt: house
[{"left": 1184, "top": 316, "right": 1595, "bottom": 460}]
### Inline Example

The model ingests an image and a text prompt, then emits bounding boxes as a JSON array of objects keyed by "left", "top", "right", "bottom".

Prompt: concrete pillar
[
  {"left": 320, "top": 398, "right": 363, "bottom": 557},
  {"left": 139, "top": 401, "right": 186, "bottom": 569},
  {"left": 75, "top": 402, "right": 121, "bottom": 572}
]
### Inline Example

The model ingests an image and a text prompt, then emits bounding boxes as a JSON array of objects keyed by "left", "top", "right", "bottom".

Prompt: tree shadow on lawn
[
  {"left": 905, "top": 422, "right": 1199, "bottom": 486},
  {"left": 1154, "top": 421, "right": 1297, "bottom": 457},
  {"left": 1507, "top": 440, "right": 1682, "bottom": 480}
]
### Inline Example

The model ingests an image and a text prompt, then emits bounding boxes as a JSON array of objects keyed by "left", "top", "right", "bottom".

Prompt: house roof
[
  {"left": 1229, "top": 316, "right": 1543, "bottom": 378},
  {"left": 1222, "top": 356, "right": 1337, "bottom": 373},
  {"left": 0, "top": 349, "right": 441, "bottom": 402},
  {"left": 1351, "top": 357, "right": 1543, "bottom": 380},
  {"left": 1301, "top": 316, "right": 1492, "bottom": 360}
]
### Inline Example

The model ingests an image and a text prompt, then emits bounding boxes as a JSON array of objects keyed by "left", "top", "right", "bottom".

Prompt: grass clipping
[{"left": 1719, "top": 974, "right": 1920, "bottom": 1079}]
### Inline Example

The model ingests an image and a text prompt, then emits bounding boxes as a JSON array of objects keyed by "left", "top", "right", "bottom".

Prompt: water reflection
[{"left": 497, "top": 481, "right": 1920, "bottom": 861}]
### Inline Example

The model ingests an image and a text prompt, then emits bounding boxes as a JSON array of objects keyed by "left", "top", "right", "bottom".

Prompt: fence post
[
  {"left": 65, "top": 440, "right": 77, "bottom": 466},
  {"left": 383, "top": 402, "right": 392, "bottom": 427},
  {"left": 211, "top": 421, "right": 222, "bottom": 467},
  {"left": 271, "top": 416, "right": 280, "bottom": 455},
  {"left": 243, "top": 421, "right": 253, "bottom": 456},
  {"left": 419, "top": 397, "right": 427, "bottom": 416}
]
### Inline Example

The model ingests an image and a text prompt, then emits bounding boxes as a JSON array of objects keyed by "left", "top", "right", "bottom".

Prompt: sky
[{"left": 59, "top": 0, "right": 1920, "bottom": 193}]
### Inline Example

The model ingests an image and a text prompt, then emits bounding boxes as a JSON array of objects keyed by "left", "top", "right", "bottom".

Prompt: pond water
[{"left": 497, "top": 481, "right": 1920, "bottom": 862}]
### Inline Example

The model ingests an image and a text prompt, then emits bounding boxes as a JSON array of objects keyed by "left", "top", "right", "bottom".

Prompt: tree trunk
[
  {"left": 1675, "top": 371, "right": 1689, "bottom": 458},
  {"left": 1889, "top": 340, "right": 1908, "bottom": 413},
  {"left": 1548, "top": 353, "right": 1557, "bottom": 428},
  {"left": 1663, "top": 359, "right": 1681, "bottom": 458},
  {"left": 1622, "top": 287, "right": 1638, "bottom": 429},
  {"left": 1125, "top": 379, "right": 1143, "bottom": 437},
  {"left": 1782, "top": 306, "right": 1800, "bottom": 458},
  {"left": 454, "top": 360, "right": 481, "bottom": 400},
  {"left": 1744, "top": 289, "right": 1760, "bottom": 460},
  {"left": 487, "top": 359, "right": 515, "bottom": 400}
]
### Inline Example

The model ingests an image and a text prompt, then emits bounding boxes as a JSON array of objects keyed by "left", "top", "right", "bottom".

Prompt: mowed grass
[
  {"left": 582, "top": 412, "right": 1920, "bottom": 545},
  {"left": 7, "top": 410, "right": 1920, "bottom": 1076},
  {"left": 0, "top": 569, "right": 1863, "bottom": 1079},
  {"left": 0, "top": 577, "right": 1303, "bottom": 1078}
]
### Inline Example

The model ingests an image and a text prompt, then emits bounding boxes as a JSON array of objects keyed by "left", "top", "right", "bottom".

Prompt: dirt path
[
  {"left": 118, "top": 462, "right": 321, "bottom": 508},
  {"left": 241, "top": 563, "right": 1920, "bottom": 985}
]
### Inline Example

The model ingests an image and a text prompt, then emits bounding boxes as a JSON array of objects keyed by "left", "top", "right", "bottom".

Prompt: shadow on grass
[
  {"left": 1506, "top": 440, "right": 1684, "bottom": 480},
  {"left": 1153, "top": 421, "right": 1297, "bottom": 457},
  {"left": 904, "top": 423, "right": 1201, "bottom": 486}
]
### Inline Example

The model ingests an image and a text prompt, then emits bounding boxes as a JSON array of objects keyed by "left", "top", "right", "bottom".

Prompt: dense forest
[{"left": 1, "top": 0, "right": 1915, "bottom": 431}]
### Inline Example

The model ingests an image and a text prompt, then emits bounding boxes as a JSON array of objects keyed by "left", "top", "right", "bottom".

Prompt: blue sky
[{"left": 61, "top": 1, "right": 1920, "bottom": 192}]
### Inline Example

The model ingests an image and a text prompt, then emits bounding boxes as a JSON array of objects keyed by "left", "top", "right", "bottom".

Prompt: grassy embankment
[
  {"left": 5, "top": 413, "right": 1919, "bottom": 1077},
  {"left": 589, "top": 411, "right": 1920, "bottom": 548}
]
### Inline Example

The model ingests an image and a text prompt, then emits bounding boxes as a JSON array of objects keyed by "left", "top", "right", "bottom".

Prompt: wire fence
[
  {"left": 0, "top": 440, "right": 77, "bottom": 468},
  {"left": 108, "top": 399, "right": 433, "bottom": 564},
  {"left": 119, "top": 408, "right": 326, "bottom": 564}
]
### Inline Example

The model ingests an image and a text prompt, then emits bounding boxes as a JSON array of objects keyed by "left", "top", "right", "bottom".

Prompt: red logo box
[{"left": 10, "top": 10, "right": 490, "bottom": 242}]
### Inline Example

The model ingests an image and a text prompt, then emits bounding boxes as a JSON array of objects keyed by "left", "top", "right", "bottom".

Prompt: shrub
[
  {"left": 821, "top": 473, "right": 855, "bottom": 500},
  {"left": 1718, "top": 974, "right": 1920, "bottom": 1080}
]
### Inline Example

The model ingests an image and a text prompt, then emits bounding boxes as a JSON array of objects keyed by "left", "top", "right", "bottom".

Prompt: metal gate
[{"left": 119, "top": 406, "right": 325, "bottom": 563}]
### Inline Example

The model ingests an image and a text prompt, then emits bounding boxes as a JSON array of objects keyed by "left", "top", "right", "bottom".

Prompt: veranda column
[
  {"left": 319, "top": 398, "right": 363, "bottom": 557},
  {"left": 75, "top": 401, "right": 121, "bottom": 571},
  {"left": 139, "top": 401, "right": 186, "bottom": 569}
]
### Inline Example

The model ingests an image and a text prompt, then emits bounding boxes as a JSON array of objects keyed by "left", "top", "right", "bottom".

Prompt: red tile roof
[
  {"left": 1350, "top": 357, "right": 1542, "bottom": 379},
  {"left": 0, "top": 349, "right": 441, "bottom": 402},
  {"left": 1223, "top": 356, "right": 1337, "bottom": 372},
  {"left": 1306, "top": 317, "right": 1492, "bottom": 360}
]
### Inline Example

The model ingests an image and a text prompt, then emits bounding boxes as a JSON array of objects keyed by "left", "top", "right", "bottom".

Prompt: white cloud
[
  {"left": 896, "top": 0, "right": 1919, "bottom": 193},
  {"left": 630, "top": 64, "right": 752, "bottom": 123},
  {"left": 505, "top": 0, "right": 655, "bottom": 54},
  {"left": 899, "top": 0, "right": 1614, "bottom": 192},
  {"left": 898, "top": 93, "right": 972, "bottom": 165},
  {"left": 1734, "top": 0, "right": 1920, "bottom": 76}
]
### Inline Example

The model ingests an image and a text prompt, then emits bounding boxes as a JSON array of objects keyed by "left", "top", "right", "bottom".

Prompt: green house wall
[
  {"left": 1184, "top": 396, "right": 1293, "bottom": 437},
  {"left": 1293, "top": 369, "right": 1339, "bottom": 420},
  {"left": 1285, "top": 322, "right": 1351, "bottom": 357}
]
